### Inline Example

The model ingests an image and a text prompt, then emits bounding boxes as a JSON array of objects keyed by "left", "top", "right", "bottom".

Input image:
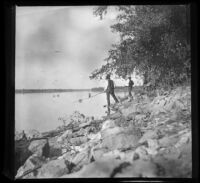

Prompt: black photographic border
[{"left": 2, "top": 0, "right": 199, "bottom": 182}]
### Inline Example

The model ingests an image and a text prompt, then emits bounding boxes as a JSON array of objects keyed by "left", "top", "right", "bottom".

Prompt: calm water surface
[{"left": 15, "top": 91, "right": 127, "bottom": 133}]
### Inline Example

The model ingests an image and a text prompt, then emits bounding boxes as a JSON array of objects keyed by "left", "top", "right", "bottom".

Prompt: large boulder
[
  {"left": 16, "top": 154, "right": 46, "bottom": 179},
  {"left": 28, "top": 139, "right": 50, "bottom": 157},
  {"left": 37, "top": 159, "right": 69, "bottom": 178},
  {"left": 48, "top": 137, "right": 63, "bottom": 158},
  {"left": 15, "top": 140, "right": 32, "bottom": 176}
]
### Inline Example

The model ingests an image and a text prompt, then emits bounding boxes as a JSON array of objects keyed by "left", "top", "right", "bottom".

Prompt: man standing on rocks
[
  {"left": 128, "top": 76, "right": 134, "bottom": 101},
  {"left": 104, "top": 74, "right": 119, "bottom": 115}
]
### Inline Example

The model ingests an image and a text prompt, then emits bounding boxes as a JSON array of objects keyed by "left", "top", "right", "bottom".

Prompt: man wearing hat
[
  {"left": 104, "top": 74, "right": 119, "bottom": 115},
  {"left": 128, "top": 76, "right": 134, "bottom": 100}
]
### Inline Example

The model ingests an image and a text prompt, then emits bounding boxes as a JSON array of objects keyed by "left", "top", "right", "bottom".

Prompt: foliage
[{"left": 90, "top": 5, "right": 191, "bottom": 88}]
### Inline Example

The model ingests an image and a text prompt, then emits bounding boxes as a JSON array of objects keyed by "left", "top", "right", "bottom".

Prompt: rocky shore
[{"left": 15, "top": 85, "right": 191, "bottom": 178}]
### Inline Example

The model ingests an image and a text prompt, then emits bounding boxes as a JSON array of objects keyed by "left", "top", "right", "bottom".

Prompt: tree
[{"left": 90, "top": 5, "right": 191, "bottom": 88}]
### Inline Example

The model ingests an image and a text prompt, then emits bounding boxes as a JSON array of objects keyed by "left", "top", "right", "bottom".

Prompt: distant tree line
[
  {"left": 89, "top": 5, "right": 191, "bottom": 89},
  {"left": 91, "top": 87, "right": 104, "bottom": 92}
]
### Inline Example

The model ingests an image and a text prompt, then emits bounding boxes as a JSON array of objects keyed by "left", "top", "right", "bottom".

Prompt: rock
[
  {"left": 57, "top": 130, "right": 72, "bottom": 143},
  {"left": 101, "top": 119, "right": 116, "bottom": 131},
  {"left": 28, "top": 139, "right": 50, "bottom": 157},
  {"left": 179, "top": 141, "right": 191, "bottom": 159},
  {"left": 15, "top": 130, "right": 28, "bottom": 141},
  {"left": 26, "top": 129, "right": 42, "bottom": 139},
  {"left": 62, "top": 152, "right": 74, "bottom": 162},
  {"left": 15, "top": 140, "right": 32, "bottom": 175},
  {"left": 102, "top": 129, "right": 141, "bottom": 151},
  {"left": 114, "top": 159, "right": 158, "bottom": 177},
  {"left": 174, "top": 131, "right": 191, "bottom": 148},
  {"left": 79, "top": 120, "right": 92, "bottom": 128},
  {"left": 69, "top": 111, "right": 86, "bottom": 124},
  {"left": 16, "top": 154, "right": 46, "bottom": 179},
  {"left": 120, "top": 104, "right": 137, "bottom": 117},
  {"left": 87, "top": 132, "right": 101, "bottom": 141},
  {"left": 158, "top": 135, "right": 179, "bottom": 148},
  {"left": 152, "top": 154, "right": 191, "bottom": 177},
  {"left": 91, "top": 148, "right": 109, "bottom": 161},
  {"left": 102, "top": 149, "right": 126, "bottom": 160},
  {"left": 71, "top": 149, "right": 91, "bottom": 167},
  {"left": 49, "top": 146, "right": 62, "bottom": 158},
  {"left": 134, "top": 146, "right": 149, "bottom": 160},
  {"left": 139, "top": 130, "right": 159, "bottom": 144},
  {"left": 84, "top": 125, "right": 97, "bottom": 134},
  {"left": 77, "top": 128, "right": 87, "bottom": 136},
  {"left": 37, "top": 159, "right": 69, "bottom": 178},
  {"left": 135, "top": 114, "right": 146, "bottom": 121},
  {"left": 125, "top": 113, "right": 135, "bottom": 121},
  {"left": 101, "top": 126, "right": 123, "bottom": 139},
  {"left": 48, "top": 137, "right": 63, "bottom": 158},
  {"left": 69, "top": 128, "right": 86, "bottom": 138},
  {"left": 159, "top": 146, "right": 181, "bottom": 160},
  {"left": 61, "top": 158, "right": 123, "bottom": 178},
  {"left": 114, "top": 116, "right": 128, "bottom": 127},
  {"left": 145, "top": 139, "right": 159, "bottom": 155},
  {"left": 109, "top": 112, "right": 122, "bottom": 120},
  {"left": 118, "top": 150, "right": 137, "bottom": 162},
  {"left": 69, "top": 136, "right": 88, "bottom": 146},
  {"left": 133, "top": 152, "right": 140, "bottom": 160},
  {"left": 177, "top": 143, "right": 192, "bottom": 177}
]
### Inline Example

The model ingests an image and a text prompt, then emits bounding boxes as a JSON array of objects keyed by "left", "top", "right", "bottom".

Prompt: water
[{"left": 15, "top": 91, "right": 127, "bottom": 133}]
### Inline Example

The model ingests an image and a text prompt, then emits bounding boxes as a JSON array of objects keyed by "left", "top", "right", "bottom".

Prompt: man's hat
[{"left": 106, "top": 74, "right": 110, "bottom": 79}]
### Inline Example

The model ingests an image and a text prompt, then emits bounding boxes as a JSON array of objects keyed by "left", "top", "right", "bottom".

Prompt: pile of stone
[{"left": 15, "top": 85, "right": 191, "bottom": 179}]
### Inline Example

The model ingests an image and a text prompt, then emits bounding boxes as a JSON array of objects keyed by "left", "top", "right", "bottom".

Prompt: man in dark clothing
[
  {"left": 128, "top": 76, "right": 134, "bottom": 100},
  {"left": 104, "top": 74, "right": 119, "bottom": 115}
]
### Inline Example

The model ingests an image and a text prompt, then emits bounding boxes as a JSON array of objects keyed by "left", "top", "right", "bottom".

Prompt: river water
[{"left": 15, "top": 91, "right": 127, "bottom": 133}]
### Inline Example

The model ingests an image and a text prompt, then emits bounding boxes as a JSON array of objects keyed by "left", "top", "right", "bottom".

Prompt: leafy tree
[{"left": 90, "top": 5, "right": 191, "bottom": 88}]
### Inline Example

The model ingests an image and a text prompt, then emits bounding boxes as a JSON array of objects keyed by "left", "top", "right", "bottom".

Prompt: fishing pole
[{"left": 73, "top": 91, "right": 104, "bottom": 103}]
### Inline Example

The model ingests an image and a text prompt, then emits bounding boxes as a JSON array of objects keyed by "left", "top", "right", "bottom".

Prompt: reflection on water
[{"left": 15, "top": 91, "right": 127, "bottom": 133}]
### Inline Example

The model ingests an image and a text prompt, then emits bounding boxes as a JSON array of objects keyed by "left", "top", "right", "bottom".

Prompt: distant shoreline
[
  {"left": 15, "top": 89, "right": 92, "bottom": 93},
  {"left": 15, "top": 86, "right": 140, "bottom": 94}
]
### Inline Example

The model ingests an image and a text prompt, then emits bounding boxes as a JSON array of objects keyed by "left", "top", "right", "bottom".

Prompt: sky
[{"left": 15, "top": 6, "right": 121, "bottom": 89}]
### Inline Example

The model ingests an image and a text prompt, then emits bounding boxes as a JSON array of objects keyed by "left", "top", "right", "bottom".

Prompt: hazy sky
[{"left": 15, "top": 6, "right": 120, "bottom": 89}]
